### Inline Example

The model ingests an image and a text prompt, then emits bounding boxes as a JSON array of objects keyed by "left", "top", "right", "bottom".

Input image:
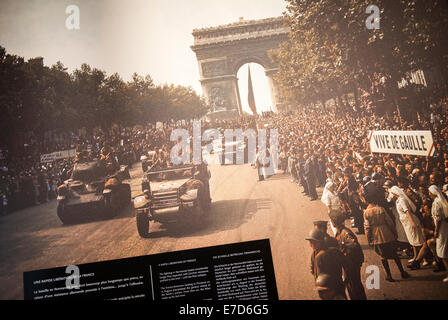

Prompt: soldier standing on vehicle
[{"left": 330, "top": 211, "right": 367, "bottom": 300}]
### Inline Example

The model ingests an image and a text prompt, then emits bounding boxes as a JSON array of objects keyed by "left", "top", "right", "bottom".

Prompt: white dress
[
  {"left": 431, "top": 199, "right": 448, "bottom": 258},
  {"left": 395, "top": 197, "right": 424, "bottom": 246},
  {"left": 392, "top": 206, "right": 409, "bottom": 243},
  {"left": 387, "top": 194, "right": 408, "bottom": 242}
]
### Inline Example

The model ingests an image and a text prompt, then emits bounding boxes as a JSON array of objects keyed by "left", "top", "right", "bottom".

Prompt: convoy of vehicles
[{"left": 56, "top": 147, "right": 213, "bottom": 234}]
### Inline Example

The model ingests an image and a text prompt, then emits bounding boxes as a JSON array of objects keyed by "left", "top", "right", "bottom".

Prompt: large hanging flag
[{"left": 247, "top": 65, "right": 258, "bottom": 116}]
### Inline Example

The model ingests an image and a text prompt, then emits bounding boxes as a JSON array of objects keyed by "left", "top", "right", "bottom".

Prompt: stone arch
[
  {"left": 191, "top": 17, "right": 289, "bottom": 118},
  {"left": 230, "top": 55, "right": 268, "bottom": 76}
]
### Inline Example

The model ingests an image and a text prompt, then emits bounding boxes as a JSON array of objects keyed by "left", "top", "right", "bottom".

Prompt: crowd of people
[
  {"left": 0, "top": 117, "right": 257, "bottom": 215},
  {"left": 0, "top": 125, "right": 167, "bottom": 214},
  {"left": 269, "top": 97, "right": 448, "bottom": 299},
  {"left": 1, "top": 92, "right": 447, "bottom": 299}
]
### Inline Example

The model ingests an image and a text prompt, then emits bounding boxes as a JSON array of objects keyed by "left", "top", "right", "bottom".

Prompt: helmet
[
  {"left": 313, "top": 220, "right": 328, "bottom": 229},
  {"left": 305, "top": 229, "right": 325, "bottom": 242}
]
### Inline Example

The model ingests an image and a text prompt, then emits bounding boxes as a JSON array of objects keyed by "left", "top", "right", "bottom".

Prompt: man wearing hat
[
  {"left": 313, "top": 220, "right": 338, "bottom": 248},
  {"left": 306, "top": 228, "right": 348, "bottom": 299},
  {"left": 330, "top": 211, "right": 367, "bottom": 300}
]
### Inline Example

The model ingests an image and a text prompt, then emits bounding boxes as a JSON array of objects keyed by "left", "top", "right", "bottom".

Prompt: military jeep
[{"left": 134, "top": 164, "right": 211, "bottom": 237}]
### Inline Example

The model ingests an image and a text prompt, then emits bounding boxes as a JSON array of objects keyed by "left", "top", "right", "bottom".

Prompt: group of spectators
[
  {"left": 1, "top": 89, "right": 447, "bottom": 297},
  {"left": 270, "top": 97, "right": 448, "bottom": 298},
  {"left": 0, "top": 116, "right": 261, "bottom": 216},
  {"left": 0, "top": 126, "right": 165, "bottom": 214}
]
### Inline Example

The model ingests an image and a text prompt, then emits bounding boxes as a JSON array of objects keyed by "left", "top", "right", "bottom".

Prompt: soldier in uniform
[
  {"left": 306, "top": 228, "right": 349, "bottom": 300},
  {"left": 330, "top": 211, "right": 367, "bottom": 300},
  {"left": 313, "top": 220, "right": 338, "bottom": 248}
]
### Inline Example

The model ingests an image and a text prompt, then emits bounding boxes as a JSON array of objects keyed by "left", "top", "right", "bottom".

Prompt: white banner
[
  {"left": 369, "top": 130, "right": 435, "bottom": 157},
  {"left": 40, "top": 149, "right": 77, "bottom": 163}
]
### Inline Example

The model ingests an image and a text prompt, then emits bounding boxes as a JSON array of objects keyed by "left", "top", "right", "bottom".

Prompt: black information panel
[{"left": 23, "top": 239, "right": 277, "bottom": 301}]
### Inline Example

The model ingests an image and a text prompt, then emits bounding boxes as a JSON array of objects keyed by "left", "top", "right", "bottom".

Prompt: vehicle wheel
[
  {"left": 57, "top": 202, "right": 76, "bottom": 225},
  {"left": 136, "top": 210, "right": 150, "bottom": 237}
]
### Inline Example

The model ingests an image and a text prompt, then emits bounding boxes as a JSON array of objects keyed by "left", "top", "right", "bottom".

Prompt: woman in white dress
[
  {"left": 385, "top": 184, "right": 409, "bottom": 244},
  {"left": 321, "top": 181, "right": 343, "bottom": 236},
  {"left": 390, "top": 186, "right": 427, "bottom": 269},
  {"left": 428, "top": 185, "right": 448, "bottom": 283}
]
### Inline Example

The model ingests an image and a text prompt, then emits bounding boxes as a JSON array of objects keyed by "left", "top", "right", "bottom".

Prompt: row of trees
[
  {"left": 272, "top": 0, "right": 448, "bottom": 116},
  {"left": 0, "top": 46, "right": 209, "bottom": 154}
]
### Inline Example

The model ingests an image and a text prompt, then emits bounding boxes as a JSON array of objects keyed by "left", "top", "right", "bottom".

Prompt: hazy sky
[{"left": 0, "top": 0, "right": 287, "bottom": 113}]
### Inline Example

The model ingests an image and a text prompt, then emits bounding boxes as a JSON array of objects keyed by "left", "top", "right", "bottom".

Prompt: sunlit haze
[{"left": 0, "top": 0, "right": 286, "bottom": 113}]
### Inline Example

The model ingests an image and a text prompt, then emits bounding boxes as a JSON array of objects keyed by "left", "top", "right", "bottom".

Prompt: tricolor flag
[{"left": 247, "top": 65, "right": 258, "bottom": 116}]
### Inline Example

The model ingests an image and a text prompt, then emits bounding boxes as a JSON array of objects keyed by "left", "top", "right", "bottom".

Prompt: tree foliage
[
  {"left": 0, "top": 47, "right": 209, "bottom": 152},
  {"left": 273, "top": 0, "right": 448, "bottom": 111}
]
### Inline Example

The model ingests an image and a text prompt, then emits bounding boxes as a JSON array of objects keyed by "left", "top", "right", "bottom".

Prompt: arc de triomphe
[{"left": 191, "top": 17, "right": 289, "bottom": 117}]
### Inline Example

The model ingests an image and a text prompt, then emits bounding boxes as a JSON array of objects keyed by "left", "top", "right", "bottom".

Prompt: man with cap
[
  {"left": 313, "top": 220, "right": 338, "bottom": 248},
  {"left": 330, "top": 211, "right": 367, "bottom": 300},
  {"left": 306, "top": 228, "right": 348, "bottom": 300}
]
